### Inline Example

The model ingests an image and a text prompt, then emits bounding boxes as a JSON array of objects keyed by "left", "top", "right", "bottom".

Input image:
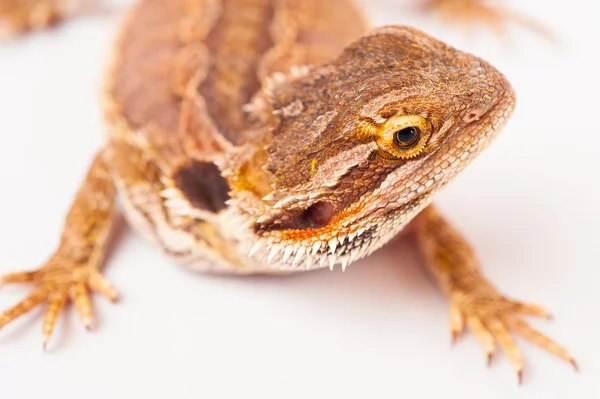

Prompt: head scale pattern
[{"left": 222, "top": 25, "right": 516, "bottom": 271}]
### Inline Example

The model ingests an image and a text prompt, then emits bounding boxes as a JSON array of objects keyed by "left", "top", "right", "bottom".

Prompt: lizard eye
[
  {"left": 394, "top": 127, "right": 420, "bottom": 149},
  {"left": 375, "top": 114, "right": 433, "bottom": 159}
]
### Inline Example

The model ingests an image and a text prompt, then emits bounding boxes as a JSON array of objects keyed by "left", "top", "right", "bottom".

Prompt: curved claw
[
  {"left": 450, "top": 293, "right": 576, "bottom": 383},
  {"left": 450, "top": 301, "right": 465, "bottom": 343},
  {"left": 0, "top": 265, "right": 118, "bottom": 348},
  {"left": 503, "top": 316, "right": 577, "bottom": 370},
  {"left": 465, "top": 316, "right": 495, "bottom": 365},
  {"left": 42, "top": 290, "right": 67, "bottom": 346},
  {"left": 486, "top": 317, "right": 524, "bottom": 383}
]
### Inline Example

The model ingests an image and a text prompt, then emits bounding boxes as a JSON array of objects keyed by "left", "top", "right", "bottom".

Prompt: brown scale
[
  {"left": 197, "top": 0, "right": 275, "bottom": 145},
  {"left": 0, "top": 0, "right": 575, "bottom": 384}
]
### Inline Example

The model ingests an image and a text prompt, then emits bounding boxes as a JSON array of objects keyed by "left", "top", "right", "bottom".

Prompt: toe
[
  {"left": 466, "top": 316, "right": 495, "bottom": 365},
  {"left": 69, "top": 281, "right": 93, "bottom": 329},
  {"left": 509, "top": 301, "right": 552, "bottom": 319},
  {"left": 0, "top": 270, "right": 41, "bottom": 287},
  {"left": 504, "top": 316, "right": 577, "bottom": 369},
  {"left": 450, "top": 301, "right": 465, "bottom": 342},
  {"left": 42, "top": 290, "right": 68, "bottom": 346},
  {"left": 0, "top": 289, "right": 47, "bottom": 329},
  {"left": 486, "top": 317, "right": 524, "bottom": 383},
  {"left": 88, "top": 271, "right": 119, "bottom": 302}
]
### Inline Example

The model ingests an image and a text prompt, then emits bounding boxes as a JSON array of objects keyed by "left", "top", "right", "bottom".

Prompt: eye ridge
[{"left": 393, "top": 126, "right": 421, "bottom": 149}]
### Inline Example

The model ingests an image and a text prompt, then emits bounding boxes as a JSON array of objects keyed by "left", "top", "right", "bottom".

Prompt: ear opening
[{"left": 173, "top": 161, "right": 230, "bottom": 213}]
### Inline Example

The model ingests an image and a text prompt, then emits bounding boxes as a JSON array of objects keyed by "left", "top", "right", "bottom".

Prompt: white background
[{"left": 0, "top": 0, "right": 598, "bottom": 397}]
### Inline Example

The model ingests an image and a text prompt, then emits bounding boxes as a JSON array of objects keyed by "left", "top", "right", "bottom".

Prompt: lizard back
[{"left": 104, "top": 0, "right": 368, "bottom": 152}]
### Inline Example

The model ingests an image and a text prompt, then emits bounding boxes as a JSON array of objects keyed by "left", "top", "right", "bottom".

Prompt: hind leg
[
  {"left": 0, "top": 0, "right": 98, "bottom": 39},
  {"left": 417, "top": 0, "right": 553, "bottom": 40}
]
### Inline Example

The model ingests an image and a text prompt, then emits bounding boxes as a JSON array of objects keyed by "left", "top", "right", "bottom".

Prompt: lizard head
[{"left": 222, "top": 25, "right": 516, "bottom": 270}]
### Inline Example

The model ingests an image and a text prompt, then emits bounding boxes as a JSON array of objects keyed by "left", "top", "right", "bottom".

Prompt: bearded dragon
[{"left": 0, "top": 0, "right": 575, "bottom": 383}]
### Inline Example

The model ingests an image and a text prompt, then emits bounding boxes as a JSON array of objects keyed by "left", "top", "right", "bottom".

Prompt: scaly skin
[{"left": 0, "top": 0, "right": 574, "bottom": 383}]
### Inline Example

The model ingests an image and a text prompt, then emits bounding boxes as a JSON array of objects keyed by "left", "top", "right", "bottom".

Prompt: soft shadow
[
  {"left": 104, "top": 212, "right": 129, "bottom": 268},
  {"left": 194, "top": 234, "right": 441, "bottom": 313}
]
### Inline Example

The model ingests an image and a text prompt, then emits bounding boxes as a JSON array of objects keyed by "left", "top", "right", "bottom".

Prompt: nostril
[
  {"left": 303, "top": 201, "right": 335, "bottom": 228},
  {"left": 466, "top": 112, "right": 479, "bottom": 122},
  {"left": 463, "top": 102, "right": 494, "bottom": 123}
]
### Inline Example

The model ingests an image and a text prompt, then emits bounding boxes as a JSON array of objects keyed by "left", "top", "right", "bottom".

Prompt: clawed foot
[
  {"left": 0, "top": 0, "right": 105, "bottom": 40},
  {"left": 0, "top": 257, "right": 118, "bottom": 348},
  {"left": 419, "top": 0, "right": 554, "bottom": 41},
  {"left": 449, "top": 280, "right": 577, "bottom": 383},
  {"left": 1, "top": 0, "right": 64, "bottom": 39}
]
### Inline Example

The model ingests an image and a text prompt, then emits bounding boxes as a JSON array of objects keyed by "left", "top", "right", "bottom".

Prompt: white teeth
[
  {"left": 319, "top": 256, "right": 328, "bottom": 267},
  {"left": 262, "top": 192, "right": 278, "bottom": 201},
  {"left": 159, "top": 187, "right": 178, "bottom": 198},
  {"left": 292, "top": 246, "right": 306, "bottom": 265},
  {"left": 328, "top": 238, "right": 338, "bottom": 254},
  {"left": 248, "top": 241, "right": 263, "bottom": 257},
  {"left": 256, "top": 214, "right": 271, "bottom": 224},
  {"left": 349, "top": 250, "right": 360, "bottom": 264},
  {"left": 267, "top": 244, "right": 282, "bottom": 264},
  {"left": 304, "top": 254, "right": 313, "bottom": 271},
  {"left": 340, "top": 257, "right": 349, "bottom": 272},
  {"left": 273, "top": 197, "right": 293, "bottom": 209},
  {"left": 254, "top": 233, "right": 370, "bottom": 271},
  {"left": 242, "top": 218, "right": 256, "bottom": 230},
  {"left": 311, "top": 241, "right": 322, "bottom": 256},
  {"left": 348, "top": 231, "right": 357, "bottom": 241},
  {"left": 282, "top": 245, "right": 295, "bottom": 263},
  {"left": 357, "top": 227, "right": 366, "bottom": 237}
]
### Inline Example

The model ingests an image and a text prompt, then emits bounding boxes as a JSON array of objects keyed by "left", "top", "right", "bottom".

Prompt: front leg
[
  {"left": 410, "top": 204, "right": 576, "bottom": 382},
  {"left": 0, "top": 151, "right": 118, "bottom": 347}
]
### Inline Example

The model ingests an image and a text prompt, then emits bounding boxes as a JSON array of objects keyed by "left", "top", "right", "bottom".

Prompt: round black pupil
[{"left": 394, "top": 127, "right": 419, "bottom": 147}]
